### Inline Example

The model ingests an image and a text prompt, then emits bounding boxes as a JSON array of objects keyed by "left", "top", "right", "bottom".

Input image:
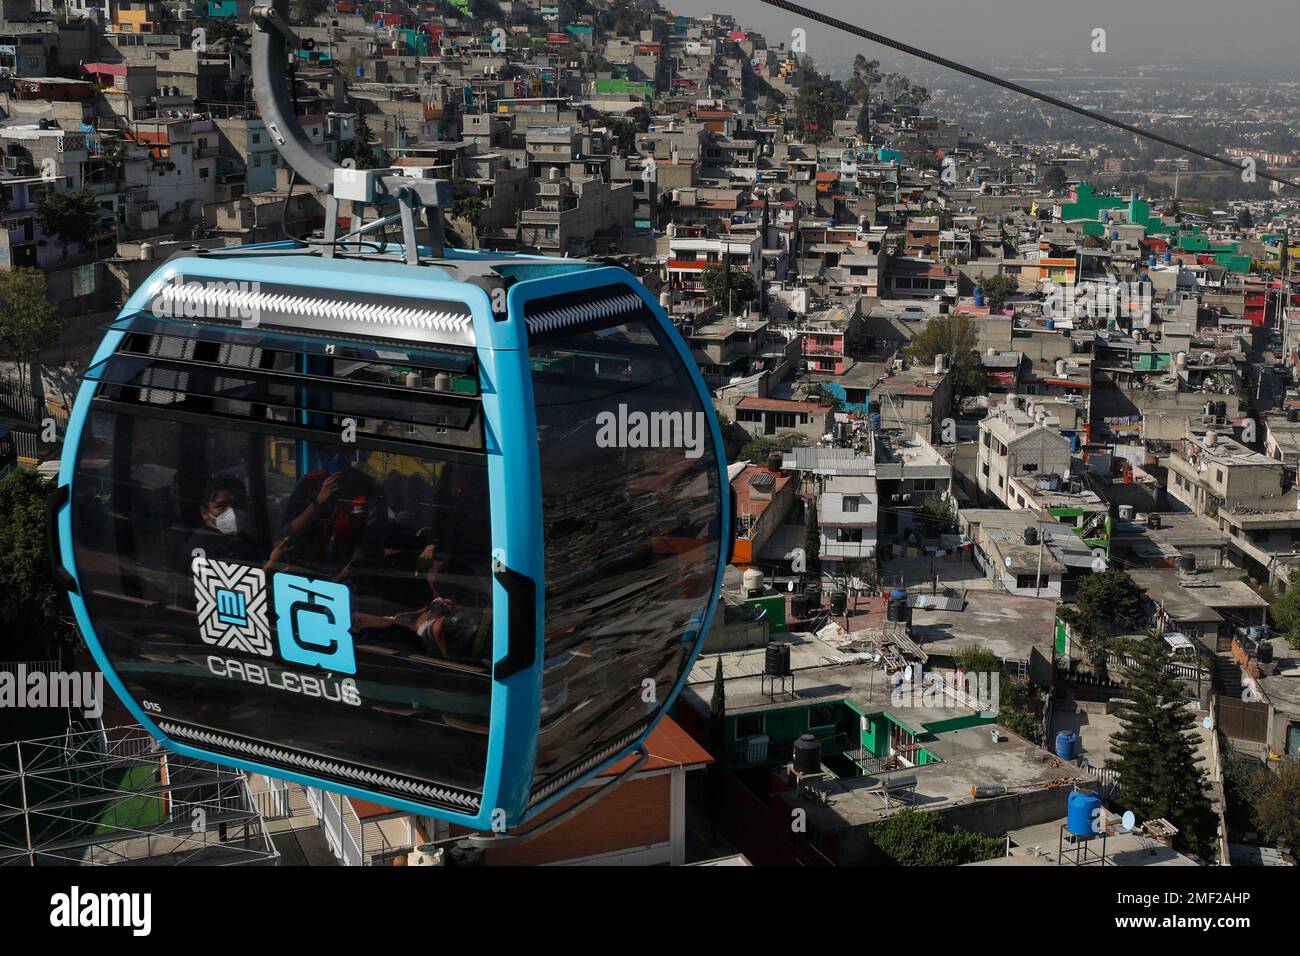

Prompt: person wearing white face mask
[{"left": 185, "top": 475, "right": 260, "bottom": 566}]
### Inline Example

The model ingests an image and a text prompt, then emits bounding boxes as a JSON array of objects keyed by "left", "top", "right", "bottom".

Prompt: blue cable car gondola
[
  {"left": 49, "top": 3, "right": 730, "bottom": 833},
  {"left": 53, "top": 248, "right": 729, "bottom": 831}
]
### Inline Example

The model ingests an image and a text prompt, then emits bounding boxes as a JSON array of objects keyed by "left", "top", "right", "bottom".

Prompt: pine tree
[
  {"left": 1108, "top": 635, "right": 1215, "bottom": 857},
  {"left": 709, "top": 658, "right": 725, "bottom": 719},
  {"left": 707, "top": 658, "right": 727, "bottom": 834},
  {"left": 803, "top": 493, "right": 821, "bottom": 581}
]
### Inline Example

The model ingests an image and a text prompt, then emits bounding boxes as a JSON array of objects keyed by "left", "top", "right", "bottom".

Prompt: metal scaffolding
[{"left": 0, "top": 724, "right": 279, "bottom": 866}]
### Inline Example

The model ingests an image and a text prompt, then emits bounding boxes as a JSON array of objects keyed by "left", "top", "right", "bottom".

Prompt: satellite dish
[
  {"left": 1202, "top": 715, "right": 1214, "bottom": 730},
  {"left": 903, "top": 665, "right": 913, "bottom": 682},
  {"left": 787, "top": 581, "right": 795, "bottom": 592},
  {"left": 1241, "top": 686, "right": 1258, "bottom": 702},
  {"left": 1121, "top": 810, "right": 1136, "bottom": 831},
  {"left": 1004, "top": 555, "right": 1013, "bottom": 568}
]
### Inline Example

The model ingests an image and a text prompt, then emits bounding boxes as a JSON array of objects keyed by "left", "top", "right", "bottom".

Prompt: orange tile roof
[
  {"left": 600, "top": 716, "right": 714, "bottom": 776},
  {"left": 737, "top": 396, "right": 832, "bottom": 414}
]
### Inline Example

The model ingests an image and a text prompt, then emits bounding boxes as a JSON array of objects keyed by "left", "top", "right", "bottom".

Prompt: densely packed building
[{"left": 2, "top": 0, "right": 1299, "bottom": 868}]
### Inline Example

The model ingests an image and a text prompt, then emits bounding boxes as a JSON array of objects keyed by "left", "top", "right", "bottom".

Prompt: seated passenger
[
  {"left": 185, "top": 476, "right": 260, "bottom": 566},
  {"left": 270, "top": 450, "right": 387, "bottom": 583}
]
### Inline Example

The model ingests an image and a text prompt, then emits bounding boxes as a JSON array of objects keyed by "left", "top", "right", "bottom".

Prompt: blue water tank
[
  {"left": 1149, "top": 255, "right": 1158, "bottom": 267},
  {"left": 889, "top": 587, "right": 908, "bottom": 602},
  {"left": 1055, "top": 730, "right": 1078, "bottom": 760},
  {"left": 1045, "top": 317, "right": 1055, "bottom": 330},
  {"left": 974, "top": 287, "right": 985, "bottom": 307},
  {"left": 1111, "top": 231, "right": 1120, "bottom": 240},
  {"left": 1163, "top": 251, "right": 1172, "bottom": 263},
  {"left": 1067, "top": 789, "right": 1102, "bottom": 837}
]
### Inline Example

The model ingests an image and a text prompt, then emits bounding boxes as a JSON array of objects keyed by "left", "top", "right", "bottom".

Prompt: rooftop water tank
[
  {"left": 767, "top": 450, "right": 783, "bottom": 473},
  {"left": 1024, "top": 526, "right": 1039, "bottom": 546},
  {"left": 1119, "top": 504, "right": 1134, "bottom": 521},
  {"left": 1067, "top": 789, "right": 1101, "bottom": 837},
  {"left": 1149, "top": 255, "right": 1158, "bottom": 267},
  {"left": 1046, "top": 317, "right": 1056, "bottom": 331},
  {"left": 974, "top": 287, "right": 985, "bottom": 308},
  {"left": 765, "top": 642, "right": 792, "bottom": 678},
  {"left": 829, "top": 591, "right": 847, "bottom": 616},
  {"left": 1055, "top": 731, "right": 1077, "bottom": 760},
  {"left": 743, "top": 567, "right": 764, "bottom": 597},
  {"left": 790, "top": 592, "right": 809, "bottom": 619},
  {"left": 1055, "top": 359, "right": 1067, "bottom": 377},
  {"left": 793, "top": 733, "right": 822, "bottom": 774}
]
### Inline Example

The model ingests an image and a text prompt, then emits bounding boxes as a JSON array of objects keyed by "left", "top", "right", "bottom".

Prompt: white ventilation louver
[
  {"left": 159, "top": 721, "right": 481, "bottom": 811},
  {"left": 528, "top": 721, "right": 649, "bottom": 806},
  {"left": 149, "top": 283, "right": 475, "bottom": 346},
  {"left": 525, "top": 291, "right": 645, "bottom": 336}
]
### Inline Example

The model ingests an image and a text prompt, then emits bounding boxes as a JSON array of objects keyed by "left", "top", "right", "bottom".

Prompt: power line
[{"left": 759, "top": 0, "right": 1300, "bottom": 192}]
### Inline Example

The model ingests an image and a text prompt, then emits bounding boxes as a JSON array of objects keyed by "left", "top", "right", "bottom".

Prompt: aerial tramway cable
[{"left": 760, "top": 0, "right": 1300, "bottom": 192}]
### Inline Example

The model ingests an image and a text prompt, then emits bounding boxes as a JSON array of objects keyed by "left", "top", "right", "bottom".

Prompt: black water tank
[
  {"left": 445, "top": 844, "right": 484, "bottom": 867},
  {"left": 886, "top": 596, "right": 912, "bottom": 624},
  {"left": 790, "top": 592, "right": 809, "bottom": 619},
  {"left": 1147, "top": 512, "right": 1162, "bottom": 530},
  {"left": 1178, "top": 553, "right": 1196, "bottom": 572},
  {"left": 765, "top": 642, "right": 792, "bottom": 677},
  {"left": 1024, "top": 526, "right": 1039, "bottom": 545},
  {"left": 1215, "top": 400, "right": 1227, "bottom": 420},
  {"left": 830, "top": 591, "right": 848, "bottom": 615},
  {"left": 793, "top": 733, "right": 822, "bottom": 774},
  {"left": 767, "top": 450, "right": 784, "bottom": 473},
  {"left": 1257, "top": 641, "right": 1274, "bottom": 664}
]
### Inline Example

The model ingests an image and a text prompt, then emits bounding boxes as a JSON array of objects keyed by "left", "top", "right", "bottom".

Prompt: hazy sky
[{"left": 665, "top": 0, "right": 1300, "bottom": 71}]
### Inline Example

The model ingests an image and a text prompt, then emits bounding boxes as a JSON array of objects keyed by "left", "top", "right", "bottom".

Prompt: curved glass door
[
  {"left": 71, "top": 321, "right": 494, "bottom": 813},
  {"left": 526, "top": 289, "right": 722, "bottom": 799}
]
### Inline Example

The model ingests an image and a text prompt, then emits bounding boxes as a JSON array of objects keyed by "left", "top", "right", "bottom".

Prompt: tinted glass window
[
  {"left": 72, "top": 408, "right": 494, "bottom": 804},
  {"left": 528, "top": 306, "right": 721, "bottom": 794}
]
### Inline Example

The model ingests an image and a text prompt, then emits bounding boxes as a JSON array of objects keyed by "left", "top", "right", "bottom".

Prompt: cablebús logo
[{"left": 189, "top": 556, "right": 359, "bottom": 707}]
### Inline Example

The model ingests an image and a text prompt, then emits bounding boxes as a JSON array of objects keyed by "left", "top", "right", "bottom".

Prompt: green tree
[
  {"left": 1267, "top": 569, "right": 1300, "bottom": 651},
  {"left": 1041, "top": 165, "right": 1068, "bottom": 193},
  {"left": 979, "top": 273, "right": 1020, "bottom": 312},
  {"left": 1108, "top": 635, "right": 1215, "bottom": 857},
  {"left": 911, "top": 150, "right": 942, "bottom": 173},
  {"left": 956, "top": 646, "right": 1001, "bottom": 676},
  {"left": 339, "top": 105, "right": 381, "bottom": 169},
  {"left": 904, "top": 312, "right": 984, "bottom": 404},
  {"left": 804, "top": 493, "right": 821, "bottom": 580},
  {"left": 35, "top": 186, "right": 102, "bottom": 262},
  {"left": 918, "top": 495, "right": 958, "bottom": 536},
  {"left": 738, "top": 432, "right": 806, "bottom": 463},
  {"left": 1255, "top": 758, "right": 1300, "bottom": 853},
  {"left": 291, "top": 0, "right": 329, "bottom": 22},
  {"left": 0, "top": 470, "right": 73, "bottom": 654},
  {"left": 792, "top": 67, "right": 842, "bottom": 144},
  {"left": 1058, "top": 570, "right": 1147, "bottom": 675},
  {"left": 997, "top": 674, "right": 1043, "bottom": 742},
  {"left": 0, "top": 269, "right": 65, "bottom": 387},
  {"left": 867, "top": 808, "right": 1003, "bottom": 865},
  {"left": 699, "top": 261, "right": 757, "bottom": 312}
]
